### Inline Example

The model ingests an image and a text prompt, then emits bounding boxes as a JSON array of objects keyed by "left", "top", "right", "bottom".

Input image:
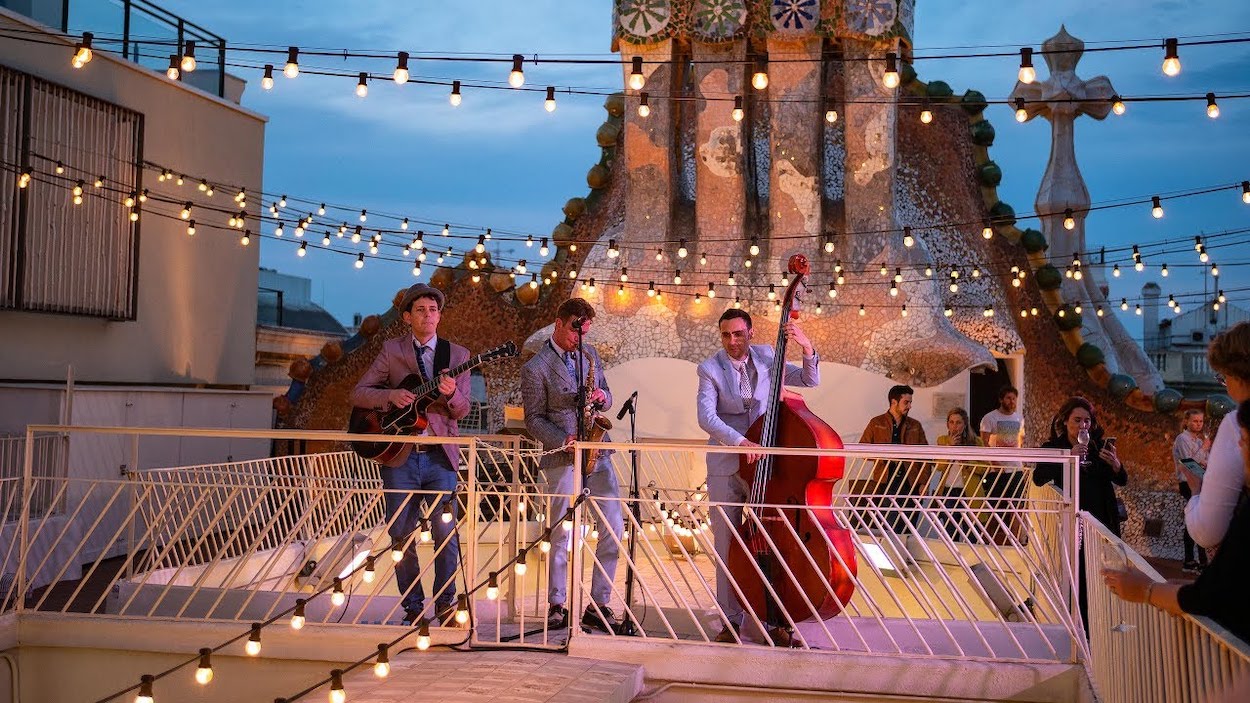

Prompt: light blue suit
[{"left": 695, "top": 343, "right": 820, "bottom": 625}]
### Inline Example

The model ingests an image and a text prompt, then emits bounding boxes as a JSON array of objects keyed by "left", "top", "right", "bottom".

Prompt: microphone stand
[
  {"left": 616, "top": 395, "right": 641, "bottom": 636},
  {"left": 573, "top": 322, "right": 587, "bottom": 469}
]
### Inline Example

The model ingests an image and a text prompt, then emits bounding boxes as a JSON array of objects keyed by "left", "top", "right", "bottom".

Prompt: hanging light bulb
[
  {"left": 355, "top": 253, "right": 365, "bottom": 269},
  {"left": 882, "top": 52, "right": 900, "bottom": 89},
  {"left": 261, "top": 64, "right": 274, "bottom": 90},
  {"left": 607, "top": 239, "right": 620, "bottom": 258},
  {"left": 894, "top": 267, "right": 903, "bottom": 283},
  {"left": 727, "top": 271, "right": 736, "bottom": 286},
  {"left": 628, "top": 56, "right": 646, "bottom": 91},
  {"left": 245, "top": 623, "right": 262, "bottom": 656},
  {"left": 619, "top": 267, "right": 629, "bottom": 283},
  {"left": 677, "top": 239, "right": 688, "bottom": 258},
  {"left": 825, "top": 102, "right": 838, "bottom": 123},
  {"left": 544, "top": 86, "right": 557, "bottom": 112},
  {"left": 1161, "top": 262, "right": 1169, "bottom": 277},
  {"left": 749, "top": 237, "right": 759, "bottom": 256},
  {"left": 355, "top": 72, "right": 369, "bottom": 98},
  {"left": 647, "top": 281, "right": 656, "bottom": 297},
  {"left": 166, "top": 55, "right": 180, "bottom": 80},
  {"left": 394, "top": 51, "right": 410, "bottom": 84},
  {"left": 751, "top": 53, "right": 769, "bottom": 90},
  {"left": 823, "top": 234, "right": 835, "bottom": 253},
  {"left": 240, "top": 230, "right": 251, "bottom": 246},
  {"left": 889, "top": 282, "right": 898, "bottom": 297},
  {"left": 1112, "top": 264, "right": 1120, "bottom": 277},
  {"left": 509, "top": 54, "right": 525, "bottom": 87},
  {"left": 902, "top": 227, "right": 914, "bottom": 247},
  {"left": 1211, "top": 262, "right": 1220, "bottom": 277},
  {"left": 136, "top": 675, "right": 154, "bottom": 703},
  {"left": 56, "top": 162, "right": 66, "bottom": 175},
  {"left": 1199, "top": 246, "right": 1209, "bottom": 263},
  {"left": 858, "top": 304, "right": 866, "bottom": 316},
  {"left": 982, "top": 220, "right": 994, "bottom": 239},
  {"left": 1161, "top": 37, "right": 1181, "bottom": 77},
  {"left": 901, "top": 305, "right": 909, "bottom": 317},
  {"left": 827, "top": 282, "right": 837, "bottom": 299},
  {"left": 1206, "top": 92, "right": 1220, "bottom": 119},
  {"left": 444, "top": 79, "right": 462, "bottom": 107},
  {"left": 455, "top": 594, "right": 470, "bottom": 625},
  {"left": 1111, "top": 95, "right": 1125, "bottom": 115},
  {"left": 180, "top": 40, "right": 197, "bottom": 72},
  {"left": 1242, "top": 181, "right": 1250, "bottom": 204},
  {"left": 330, "top": 670, "right": 346, "bottom": 703},
  {"left": 732, "top": 95, "right": 744, "bottom": 122},
  {"left": 374, "top": 644, "right": 391, "bottom": 678},
  {"left": 638, "top": 92, "right": 650, "bottom": 117},
  {"left": 1063, "top": 208, "right": 1076, "bottom": 230},
  {"left": 919, "top": 100, "right": 933, "bottom": 124},
  {"left": 486, "top": 572, "right": 500, "bottom": 600},
  {"left": 707, "top": 282, "right": 716, "bottom": 298},
  {"left": 944, "top": 306, "right": 954, "bottom": 317},
  {"left": 475, "top": 235, "right": 486, "bottom": 253},
  {"left": 539, "top": 238, "right": 549, "bottom": 256},
  {"left": 322, "top": 232, "right": 331, "bottom": 246},
  {"left": 767, "top": 284, "right": 777, "bottom": 301},
  {"left": 1151, "top": 195, "right": 1164, "bottom": 218},
  {"left": 1014, "top": 97, "right": 1027, "bottom": 122},
  {"left": 514, "top": 551, "right": 528, "bottom": 576},
  {"left": 71, "top": 32, "right": 93, "bottom": 68},
  {"left": 734, "top": 296, "right": 742, "bottom": 309},
  {"left": 1017, "top": 47, "right": 1036, "bottom": 84},
  {"left": 284, "top": 47, "right": 300, "bottom": 78}
]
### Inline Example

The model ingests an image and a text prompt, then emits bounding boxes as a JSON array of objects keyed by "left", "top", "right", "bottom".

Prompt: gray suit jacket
[
  {"left": 696, "top": 344, "right": 820, "bottom": 477},
  {"left": 350, "top": 335, "right": 472, "bottom": 469},
  {"left": 520, "top": 341, "right": 614, "bottom": 472}
]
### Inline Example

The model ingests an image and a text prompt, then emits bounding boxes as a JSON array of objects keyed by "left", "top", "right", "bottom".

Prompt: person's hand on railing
[
  {"left": 1103, "top": 568, "right": 1187, "bottom": 617},
  {"left": 738, "top": 438, "right": 763, "bottom": 464}
]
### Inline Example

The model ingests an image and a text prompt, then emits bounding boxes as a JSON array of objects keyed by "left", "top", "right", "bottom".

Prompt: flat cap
[{"left": 399, "top": 283, "right": 445, "bottom": 313}]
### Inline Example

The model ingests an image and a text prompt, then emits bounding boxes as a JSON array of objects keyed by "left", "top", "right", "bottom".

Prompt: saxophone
[{"left": 582, "top": 352, "right": 613, "bottom": 474}]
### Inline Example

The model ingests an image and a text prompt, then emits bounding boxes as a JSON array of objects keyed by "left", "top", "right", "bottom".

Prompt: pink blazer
[{"left": 350, "top": 335, "right": 472, "bottom": 468}]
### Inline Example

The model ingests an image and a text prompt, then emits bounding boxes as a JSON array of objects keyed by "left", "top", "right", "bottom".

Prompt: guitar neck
[{"left": 412, "top": 354, "right": 489, "bottom": 398}]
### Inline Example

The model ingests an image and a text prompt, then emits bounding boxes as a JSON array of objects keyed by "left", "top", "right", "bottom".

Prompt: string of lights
[
  {"left": 12, "top": 26, "right": 1250, "bottom": 117},
  {"left": 11, "top": 158, "right": 1250, "bottom": 302}
]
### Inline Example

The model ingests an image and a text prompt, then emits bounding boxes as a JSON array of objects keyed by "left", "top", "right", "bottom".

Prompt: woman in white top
[{"left": 1182, "top": 322, "right": 1250, "bottom": 549}]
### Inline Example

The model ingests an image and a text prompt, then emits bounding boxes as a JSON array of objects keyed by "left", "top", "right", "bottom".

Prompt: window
[{"left": 0, "top": 64, "right": 143, "bottom": 319}]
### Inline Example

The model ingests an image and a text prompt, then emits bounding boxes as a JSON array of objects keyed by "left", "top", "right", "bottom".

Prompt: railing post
[
  {"left": 505, "top": 436, "right": 520, "bottom": 618},
  {"left": 466, "top": 438, "right": 479, "bottom": 631},
  {"left": 16, "top": 427, "right": 35, "bottom": 612},
  {"left": 125, "top": 433, "right": 140, "bottom": 578},
  {"left": 568, "top": 442, "right": 585, "bottom": 639}
]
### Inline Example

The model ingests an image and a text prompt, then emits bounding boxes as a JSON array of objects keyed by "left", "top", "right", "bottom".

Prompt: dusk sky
[{"left": 155, "top": 0, "right": 1250, "bottom": 337}]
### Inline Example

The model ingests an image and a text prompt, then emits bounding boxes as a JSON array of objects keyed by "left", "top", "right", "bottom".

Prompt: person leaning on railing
[
  {"left": 935, "top": 407, "right": 985, "bottom": 541},
  {"left": 1180, "top": 321, "right": 1250, "bottom": 551},
  {"left": 1103, "top": 401, "right": 1250, "bottom": 647}
]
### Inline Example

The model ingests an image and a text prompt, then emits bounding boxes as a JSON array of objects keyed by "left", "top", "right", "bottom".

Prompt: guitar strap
[{"left": 434, "top": 338, "right": 451, "bottom": 378}]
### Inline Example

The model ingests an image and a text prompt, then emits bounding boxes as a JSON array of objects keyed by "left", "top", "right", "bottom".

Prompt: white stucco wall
[
  {"left": 0, "top": 9, "right": 265, "bottom": 387},
  {"left": 605, "top": 356, "right": 971, "bottom": 444}
]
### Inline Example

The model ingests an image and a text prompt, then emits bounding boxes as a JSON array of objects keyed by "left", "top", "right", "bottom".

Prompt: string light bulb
[
  {"left": 186, "top": 220, "right": 196, "bottom": 236},
  {"left": 180, "top": 40, "right": 197, "bottom": 72},
  {"left": 545, "top": 86, "right": 557, "bottom": 112},
  {"left": 982, "top": 220, "right": 993, "bottom": 239},
  {"left": 419, "top": 519, "right": 432, "bottom": 542},
  {"left": 1111, "top": 95, "right": 1125, "bottom": 115},
  {"left": 732, "top": 96, "right": 744, "bottom": 122},
  {"left": 509, "top": 54, "right": 525, "bottom": 87},
  {"left": 677, "top": 240, "right": 688, "bottom": 258},
  {"left": 882, "top": 52, "right": 900, "bottom": 89},
  {"left": 1151, "top": 196, "right": 1164, "bottom": 218},
  {"left": 1242, "top": 181, "right": 1250, "bottom": 204},
  {"left": 628, "top": 56, "right": 646, "bottom": 91},
  {"left": 751, "top": 54, "right": 769, "bottom": 90},
  {"left": 261, "top": 64, "right": 274, "bottom": 90},
  {"left": 1014, "top": 98, "right": 1027, "bottom": 122},
  {"left": 331, "top": 577, "right": 345, "bottom": 606},
  {"left": 166, "top": 55, "right": 180, "bottom": 80},
  {"left": 298, "top": 242, "right": 307, "bottom": 257},
  {"left": 1162, "top": 37, "right": 1181, "bottom": 76},
  {"left": 355, "top": 253, "right": 365, "bottom": 269},
  {"left": 390, "top": 542, "right": 404, "bottom": 562},
  {"left": 284, "top": 47, "right": 300, "bottom": 78},
  {"left": 330, "top": 670, "right": 346, "bottom": 703},
  {"left": 416, "top": 620, "right": 432, "bottom": 651},
  {"left": 394, "top": 51, "right": 410, "bottom": 84},
  {"left": 71, "top": 32, "right": 93, "bottom": 68},
  {"left": 638, "top": 92, "right": 650, "bottom": 117},
  {"left": 1063, "top": 208, "right": 1075, "bottom": 230},
  {"left": 902, "top": 227, "right": 914, "bottom": 247},
  {"left": 241, "top": 230, "right": 251, "bottom": 246},
  {"left": 514, "top": 551, "right": 528, "bottom": 576},
  {"left": 456, "top": 594, "right": 470, "bottom": 624},
  {"left": 825, "top": 104, "right": 838, "bottom": 123},
  {"left": 1206, "top": 92, "right": 1220, "bottom": 119},
  {"left": 1018, "top": 47, "right": 1035, "bottom": 84},
  {"left": 920, "top": 99, "right": 933, "bottom": 124},
  {"left": 1161, "top": 262, "right": 1169, "bottom": 277},
  {"left": 539, "top": 238, "right": 549, "bottom": 256},
  {"left": 195, "top": 648, "right": 213, "bottom": 685},
  {"left": 245, "top": 623, "right": 262, "bottom": 656},
  {"left": 486, "top": 572, "right": 499, "bottom": 600},
  {"left": 374, "top": 644, "right": 390, "bottom": 678},
  {"left": 356, "top": 72, "right": 369, "bottom": 98},
  {"left": 749, "top": 237, "right": 759, "bottom": 256},
  {"left": 135, "top": 675, "right": 154, "bottom": 703},
  {"left": 450, "top": 80, "right": 463, "bottom": 106},
  {"left": 607, "top": 239, "right": 620, "bottom": 258}
]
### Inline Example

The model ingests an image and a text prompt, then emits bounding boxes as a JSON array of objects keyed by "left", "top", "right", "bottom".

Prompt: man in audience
[{"left": 1173, "top": 409, "right": 1210, "bottom": 571}]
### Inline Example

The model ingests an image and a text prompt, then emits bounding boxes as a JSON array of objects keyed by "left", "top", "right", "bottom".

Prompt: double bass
[{"left": 726, "top": 254, "right": 857, "bottom": 638}]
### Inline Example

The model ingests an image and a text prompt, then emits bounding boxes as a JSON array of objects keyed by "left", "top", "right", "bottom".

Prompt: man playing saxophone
[{"left": 520, "top": 297, "right": 624, "bottom": 633}]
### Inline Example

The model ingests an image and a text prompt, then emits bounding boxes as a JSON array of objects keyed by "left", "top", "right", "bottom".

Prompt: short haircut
[
  {"left": 997, "top": 384, "right": 1019, "bottom": 401},
  {"left": 718, "top": 308, "right": 752, "bottom": 328},
  {"left": 556, "top": 297, "right": 595, "bottom": 323},
  {"left": 888, "top": 385, "right": 914, "bottom": 404},
  {"left": 1183, "top": 408, "right": 1205, "bottom": 422},
  {"left": 1208, "top": 321, "right": 1250, "bottom": 383}
]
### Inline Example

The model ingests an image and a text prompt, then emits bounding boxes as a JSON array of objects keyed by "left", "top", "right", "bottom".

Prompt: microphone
[
  {"left": 571, "top": 317, "right": 587, "bottom": 330},
  {"left": 616, "top": 390, "right": 638, "bottom": 420}
]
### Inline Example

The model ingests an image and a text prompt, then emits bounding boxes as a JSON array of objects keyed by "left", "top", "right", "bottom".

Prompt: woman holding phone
[{"left": 1033, "top": 396, "right": 1128, "bottom": 536}]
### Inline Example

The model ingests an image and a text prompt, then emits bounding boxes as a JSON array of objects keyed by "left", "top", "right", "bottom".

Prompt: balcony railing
[{"left": 59, "top": 0, "right": 227, "bottom": 97}]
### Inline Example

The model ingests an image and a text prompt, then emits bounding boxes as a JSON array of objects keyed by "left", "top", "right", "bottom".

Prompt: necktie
[
  {"left": 563, "top": 350, "right": 577, "bottom": 379},
  {"left": 738, "top": 362, "right": 753, "bottom": 401},
  {"left": 415, "top": 344, "right": 430, "bottom": 380}
]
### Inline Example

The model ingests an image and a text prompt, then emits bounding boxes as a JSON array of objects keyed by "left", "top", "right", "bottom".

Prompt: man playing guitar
[{"left": 350, "top": 283, "right": 470, "bottom": 626}]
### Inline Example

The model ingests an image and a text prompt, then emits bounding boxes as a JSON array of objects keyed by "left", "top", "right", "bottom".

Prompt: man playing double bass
[
  {"left": 350, "top": 283, "right": 470, "bottom": 627},
  {"left": 696, "top": 308, "right": 820, "bottom": 644}
]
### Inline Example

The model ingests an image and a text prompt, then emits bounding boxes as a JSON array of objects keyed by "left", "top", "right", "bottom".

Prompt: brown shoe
[
  {"left": 767, "top": 626, "right": 799, "bottom": 648},
  {"left": 714, "top": 623, "right": 740, "bottom": 643}
]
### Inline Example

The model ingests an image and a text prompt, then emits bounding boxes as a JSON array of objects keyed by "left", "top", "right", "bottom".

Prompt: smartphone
[
  {"left": 1103, "top": 436, "right": 1117, "bottom": 450},
  {"left": 1181, "top": 457, "right": 1206, "bottom": 479}
]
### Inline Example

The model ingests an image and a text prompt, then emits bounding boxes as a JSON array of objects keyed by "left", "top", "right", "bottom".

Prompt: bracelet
[{"left": 1144, "top": 581, "right": 1155, "bottom": 605}]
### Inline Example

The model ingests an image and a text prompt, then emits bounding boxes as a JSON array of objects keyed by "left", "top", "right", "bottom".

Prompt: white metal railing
[
  {"left": 4, "top": 426, "right": 1088, "bottom": 668},
  {"left": 1083, "top": 514, "right": 1250, "bottom": 703},
  {"left": 0, "top": 433, "right": 67, "bottom": 519}
]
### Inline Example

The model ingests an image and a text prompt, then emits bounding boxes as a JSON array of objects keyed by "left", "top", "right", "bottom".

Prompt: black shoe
[
  {"left": 435, "top": 602, "right": 456, "bottom": 626},
  {"left": 547, "top": 604, "right": 568, "bottom": 628},
  {"left": 714, "top": 623, "right": 740, "bottom": 643},
  {"left": 581, "top": 604, "right": 618, "bottom": 633},
  {"left": 401, "top": 607, "right": 422, "bottom": 626}
]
